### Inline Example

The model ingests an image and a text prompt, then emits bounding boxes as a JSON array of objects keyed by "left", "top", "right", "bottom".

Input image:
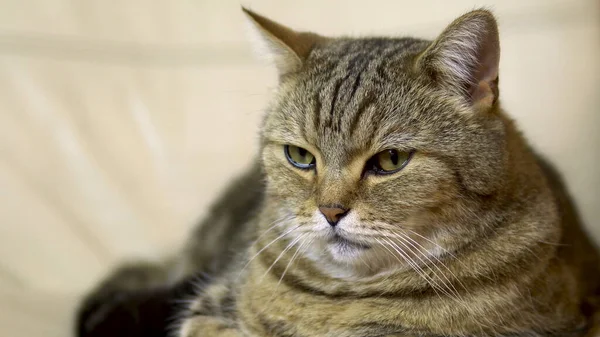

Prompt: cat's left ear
[
  {"left": 417, "top": 9, "right": 500, "bottom": 110},
  {"left": 242, "top": 7, "right": 328, "bottom": 78}
]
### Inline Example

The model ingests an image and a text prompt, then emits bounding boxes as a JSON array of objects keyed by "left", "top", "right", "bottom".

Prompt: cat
[{"left": 76, "top": 7, "right": 600, "bottom": 337}]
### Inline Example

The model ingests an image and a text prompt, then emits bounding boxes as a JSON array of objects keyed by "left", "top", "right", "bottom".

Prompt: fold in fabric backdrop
[{"left": 0, "top": 1, "right": 598, "bottom": 336}]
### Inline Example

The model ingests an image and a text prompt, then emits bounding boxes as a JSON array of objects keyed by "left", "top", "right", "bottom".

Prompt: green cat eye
[
  {"left": 284, "top": 145, "right": 316, "bottom": 169},
  {"left": 367, "top": 149, "right": 413, "bottom": 175}
]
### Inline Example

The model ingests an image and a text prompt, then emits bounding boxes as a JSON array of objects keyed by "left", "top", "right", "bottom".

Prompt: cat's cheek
[
  {"left": 265, "top": 166, "right": 313, "bottom": 199},
  {"left": 385, "top": 157, "right": 457, "bottom": 210}
]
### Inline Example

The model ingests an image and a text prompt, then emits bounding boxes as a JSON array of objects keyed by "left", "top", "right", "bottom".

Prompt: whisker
[
  {"left": 403, "top": 228, "right": 458, "bottom": 259},
  {"left": 382, "top": 237, "right": 456, "bottom": 300},
  {"left": 254, "top": 214, "right": 296, "bottom": 243},
  {"left": 402, "top": 227, "right": 497, "bottom": 283},
  {"left": 388, "top": 233, "right": 462, "bottom": 301},
  {"left": 263, "top": 236, "right": 314, "bottom": 314},
  {"left": 397, "top": 232, "right": 468, "bottom": 295},
  {"left": 236, "top": 223, "right": 300, "bottom": 279},
  {"left": 370, "top": 238, "right": 406, "bottom": 293},
  {"left": 277, "top": 235, "right": 313, "bottom": 288},
  {"left": 356, "top": 245, "right": 375, "bottom": 272},
  {"left": 375, "top": 237, "right": 444, "bottom": 300},
  {"left": 259, "top": 233, "right": 306, "bottom": 282}
]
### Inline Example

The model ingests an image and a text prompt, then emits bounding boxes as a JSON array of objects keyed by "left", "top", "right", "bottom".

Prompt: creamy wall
[{"left": 0, "top": 1, "right": 598, "bottom": 336}]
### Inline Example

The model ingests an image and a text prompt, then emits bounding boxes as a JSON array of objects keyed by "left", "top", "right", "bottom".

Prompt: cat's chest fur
[
  {"left": 237, "top": 267, "right": 474, "bottom": 337},
  {"left": 234, "top": 257, "right": 588, "bottom": 337},
  {"left": 238, "top": 282, "right": 404, "bottom": 337}
]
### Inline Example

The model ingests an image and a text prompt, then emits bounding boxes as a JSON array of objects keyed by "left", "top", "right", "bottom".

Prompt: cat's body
[{"left": 76, "top": 8, "right": 600, "bottom": 337}]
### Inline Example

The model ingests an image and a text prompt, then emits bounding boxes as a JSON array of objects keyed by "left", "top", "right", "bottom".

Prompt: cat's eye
[
  {"left": 284, "top": 145, "right": 316, "bottom": 169},
  {"left": 366, "top": 150, "right": 413, "bottom": 175}
]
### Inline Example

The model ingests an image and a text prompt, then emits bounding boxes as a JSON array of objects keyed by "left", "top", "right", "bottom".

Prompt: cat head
[{"left": 245, "top": 8, "right": 509, "bottom": 278}]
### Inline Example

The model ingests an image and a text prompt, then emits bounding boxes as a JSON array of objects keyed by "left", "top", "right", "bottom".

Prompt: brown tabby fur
[{"left": 77, "top": 7, "right": 600, "bottom": 337}]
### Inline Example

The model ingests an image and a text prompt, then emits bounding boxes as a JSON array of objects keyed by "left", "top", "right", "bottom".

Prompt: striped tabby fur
[{"left": 76, "top": 7, "right": 600, "bottom": 337}]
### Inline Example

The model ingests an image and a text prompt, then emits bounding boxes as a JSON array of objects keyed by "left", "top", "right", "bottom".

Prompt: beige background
[{"left": 0, "top": 0, "right": 598, "bottom": 336}]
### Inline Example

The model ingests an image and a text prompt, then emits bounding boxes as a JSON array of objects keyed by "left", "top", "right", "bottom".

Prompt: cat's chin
[
  {"left": 326, "top": 236, "right": 370, "bottom": 260},
  {"left": 303, "top": 235, "right": 413, "bottom": 280},
  {"left": 309, "top": 237, "right": 383, "bottom": 279}
]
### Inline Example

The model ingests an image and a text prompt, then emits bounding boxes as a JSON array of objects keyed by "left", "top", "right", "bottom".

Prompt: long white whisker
[
  {"left": 356, "top": 245, "right": 374, "bottom": 272},
  {"left": 398, "top": 231, "right": 468, "bottom": 295},
  {"left": 400, "top": 227, "right": 494, "bottom": 283},
  {"left": 403, "top": 228, "right": 458, "bottom": 259},
  {"left": 263, "top": 236, "right": 314, "bottom": 314},
  {"left": 277, "top": 236, "right": 313, "bottom": 288},
  {"left": 236, "top": 223, "right": 300, "bottom": 279},
  {"left": 254, "top": 215, "right": 295, "bottom": 243},
  {"left": 382, "top": 237, "right": 455, "bottom": 299},
  {"left": 260, "top": 233, "right": 305, "bottom": 282},
  {"left": 381, "top": 232, "right": 458, "bottom": 291},
  {"left": 371, "top": 237, "right": 413, "bottom": 295},
  {"left": 388, "top": 233, "right": 461, "bottom": 301},
  {"left": 375, "top": 237, "right": 444, "bottom": 300}
]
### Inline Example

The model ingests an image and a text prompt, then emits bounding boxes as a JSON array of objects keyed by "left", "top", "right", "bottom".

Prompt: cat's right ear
[
  {"left": 242, "top": 7, "right": 327, "bottom": 77},
  {"left": 416, "top": 9, "right": 500, "bottom": 111}
]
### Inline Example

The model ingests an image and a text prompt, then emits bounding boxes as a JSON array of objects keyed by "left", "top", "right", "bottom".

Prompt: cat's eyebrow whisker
[{"left": 236, "top": 223, "right": 301, "bottom": 280}]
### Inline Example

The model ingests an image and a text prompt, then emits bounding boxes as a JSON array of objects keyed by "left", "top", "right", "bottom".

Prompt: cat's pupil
[
  {"left": 389, "top": 150, "right": 399, "bottom": 166},
  {"left": 298, "top": 147, "right": 307, "bottom": 157}
]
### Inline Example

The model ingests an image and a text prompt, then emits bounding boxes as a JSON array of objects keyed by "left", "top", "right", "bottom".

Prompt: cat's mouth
[{"left": 328, "top": 234, "right": 371, "bottom": 251}]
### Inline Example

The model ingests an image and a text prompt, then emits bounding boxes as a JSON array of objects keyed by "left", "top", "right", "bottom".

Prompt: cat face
[{"left": 248, "top": 10, "right": 506, "bottom": 278}]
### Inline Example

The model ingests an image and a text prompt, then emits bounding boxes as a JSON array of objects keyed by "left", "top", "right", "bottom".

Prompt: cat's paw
[
  {"left": 76, "top": 288, "right": 138, "bottom": 337},
  {"left": 75, "top": 262, "right": 173, "bottom": 337}
]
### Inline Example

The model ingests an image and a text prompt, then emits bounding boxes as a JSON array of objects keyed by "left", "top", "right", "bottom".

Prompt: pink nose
[{"left": 319, "top": 206, "right": 349, "bottom": 226}]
